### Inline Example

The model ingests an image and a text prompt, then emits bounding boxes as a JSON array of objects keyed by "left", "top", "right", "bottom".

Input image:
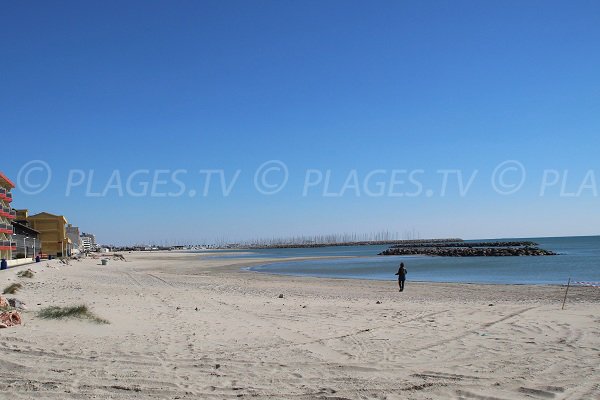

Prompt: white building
[
  {"left": 66, "top": 224, "right": 82, "bottom": 254},
  {"left": 80, "top": 232, "right": 97, "bottom": 251}
]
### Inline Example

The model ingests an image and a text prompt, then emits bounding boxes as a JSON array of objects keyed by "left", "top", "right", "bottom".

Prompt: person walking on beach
[{"left": 395, "top": 262, "right": 407, "bottom": 292}]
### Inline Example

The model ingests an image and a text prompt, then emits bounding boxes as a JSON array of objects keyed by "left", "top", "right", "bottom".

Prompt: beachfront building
[
  {"left": 80, "top": 232, "right": 97, "bottom": 251},
  {"left": 66, "top": 224, "right": 82, "bottom": 254},
  {"left": 15, "top": 209, "right": 29, "bottom": 222},
  {"left": 0, "top": 172, "right": 16, "bottom": 260},
  {"left": 11, "top": 221, "right": 41, "bottom": 258},
  {"left": 27, "top": 212, "right": 72, "bottom": 257}
]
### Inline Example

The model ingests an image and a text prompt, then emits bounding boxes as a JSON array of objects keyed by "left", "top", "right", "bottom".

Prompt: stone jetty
[
  {"left": 379, "top": 241, "right": 557, "bottom": 257},
  {"left": 388, "top": 241, "right": 538, "bottom": 248}
]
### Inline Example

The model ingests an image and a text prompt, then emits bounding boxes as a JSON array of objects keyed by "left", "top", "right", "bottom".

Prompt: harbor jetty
[{"left": 379, "top": 240, "right": 557, "bottom": 257}]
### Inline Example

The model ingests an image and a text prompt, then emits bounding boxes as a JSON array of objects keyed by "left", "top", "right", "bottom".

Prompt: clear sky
[{"left": 2, "top": 1, "right": 600, "bottom": 244}]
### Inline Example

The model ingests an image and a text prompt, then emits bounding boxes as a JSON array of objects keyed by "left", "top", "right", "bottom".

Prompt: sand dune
[{"left": 0, "top": 251, "right": 598, "bottom": 399}]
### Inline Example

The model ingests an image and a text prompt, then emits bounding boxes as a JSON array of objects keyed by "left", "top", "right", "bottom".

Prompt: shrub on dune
[
  {"left": 37, "top": 305, "right": 109, "bottom": 324},
  {"left": 17, "top": 269, "right": 35, "bottom": 278},
  {"left": 3, "top": 283, "right": 22, "bottom": 294}
]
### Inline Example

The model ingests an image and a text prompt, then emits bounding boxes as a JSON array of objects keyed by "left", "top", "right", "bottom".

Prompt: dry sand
[{"left": 1, "top": 251, "right": 599, "bottom": 399}]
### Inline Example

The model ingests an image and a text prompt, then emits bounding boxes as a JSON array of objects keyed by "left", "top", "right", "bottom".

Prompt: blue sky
[{"left": 2, "top": 1, "right": 600, "bottom": 244}]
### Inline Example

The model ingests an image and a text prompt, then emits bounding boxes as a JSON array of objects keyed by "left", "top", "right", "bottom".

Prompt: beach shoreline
[{"left": 1, "top": 251, "right": 598, "bottom": 399}]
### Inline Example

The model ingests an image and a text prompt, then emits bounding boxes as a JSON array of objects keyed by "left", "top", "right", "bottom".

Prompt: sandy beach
[{"left": 1, "top": 251, "right": 599, "bottom": 399}]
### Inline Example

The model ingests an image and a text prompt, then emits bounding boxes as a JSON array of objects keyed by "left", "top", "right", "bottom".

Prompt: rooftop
[{"left": 0, "top": 172, "right": 15, "bottom": 189}]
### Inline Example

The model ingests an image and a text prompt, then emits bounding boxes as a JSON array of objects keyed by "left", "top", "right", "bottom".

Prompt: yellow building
[
  {"left": 15, "top": 209, "right": 29, "bottom": 221},
  {"left": 0, "top": 172, "right": 16, "bottom": 261},
  {"left": 27, "top": 212, "right": 72, "bottom": 257}
]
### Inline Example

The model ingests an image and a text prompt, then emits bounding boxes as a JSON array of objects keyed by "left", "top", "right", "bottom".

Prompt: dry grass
[
  {"left": 17, "top": 269, "right": 35, "bottom": 278},
  {"left": 3, "top": 283, "right": 22, "bottom": 294},
  {"left": 37, "top": 305, "right": 109, "bottom": 324}
]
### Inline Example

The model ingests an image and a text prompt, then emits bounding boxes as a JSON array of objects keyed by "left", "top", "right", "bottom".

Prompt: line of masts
[
  {"left": 215, "top": 230, "right": 422, "bottom": 247},
  {"left": 120, "top": 229, "right": 425, "bottom": 248}
]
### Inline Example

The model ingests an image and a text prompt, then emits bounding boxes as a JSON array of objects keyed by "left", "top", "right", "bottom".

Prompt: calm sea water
[{"left": 204, "top": 236, "right": 600, "bottom": 285}]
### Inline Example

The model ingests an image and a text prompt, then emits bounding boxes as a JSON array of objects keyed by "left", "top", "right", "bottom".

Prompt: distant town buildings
[
  {"left": 80, "top": 232, "right": 97, "bottom": 251},
  {"left": 66, "top": 224, "right": 82, "bottom": 254}
]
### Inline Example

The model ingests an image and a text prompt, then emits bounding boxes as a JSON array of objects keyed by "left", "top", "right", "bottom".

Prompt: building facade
[
  {"left": 15, "top": 209, "right": 29, "bottom": 222},
  {"left": 11, "top": 221, "right": 41, "bottom": 258},
  {"left": 27, "top": 212, "right": 72, "bottom": 257},
  {"left": 80, "top": 232, "right": 97, "bottom": 251},
  {"left": 0, "top": 172, "right": 16, "bottom": 260},
  {"left": 66, "top": 224, "right": 82, "bottom": 254}
]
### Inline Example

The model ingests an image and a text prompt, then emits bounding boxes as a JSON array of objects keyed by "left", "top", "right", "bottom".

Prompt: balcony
[
  {"left": 0, "top": 187, "right": 5, "bottom": 200},
  {"left": 0, "top": 240, "right": 16, "bottom": 250},
  {"left": 1, "top": 208, "right": 15, "bottom": 219},
  {"left": 0, "top": 223, "right": 13, "bottom": 234},
  {"left": 5, "top": 193, "right": 12, "bottom": 203}
]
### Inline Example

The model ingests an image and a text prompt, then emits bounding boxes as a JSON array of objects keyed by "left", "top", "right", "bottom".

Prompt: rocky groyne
[
  {"left": 389, "top": 241, "right": 538, "bottom": 248},
  {"left": 379, "top": 241, "right": 557, "bottom": 257}
]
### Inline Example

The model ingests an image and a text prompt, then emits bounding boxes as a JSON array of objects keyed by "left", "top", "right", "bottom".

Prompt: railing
[
  {"left": 0, "top": 240, "right": 16, "bottom": 249},
  {"left": 0, "top": 208, "right": 16, "bottom": 219},
  {"left": 5, "top": 193, "right": 12, "bottom": 202},
  {"left": 0, "top": 223, "right": 13, "bottom": 234}
]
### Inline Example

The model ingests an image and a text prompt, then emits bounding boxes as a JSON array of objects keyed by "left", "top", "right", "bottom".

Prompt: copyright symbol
[
  {"left": 491, "top": 160, "right": 526, "bottom": 195},
  {"left": 254, "top": 160, "right": 289, "bottom": 195},
  {"left": 17, "top": 160, "right": 52, "bottom": 195}
]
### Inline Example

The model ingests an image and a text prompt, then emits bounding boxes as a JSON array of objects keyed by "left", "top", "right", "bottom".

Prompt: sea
[{"left": 201, "top": 236, "right": 600, "bottom": 285}]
